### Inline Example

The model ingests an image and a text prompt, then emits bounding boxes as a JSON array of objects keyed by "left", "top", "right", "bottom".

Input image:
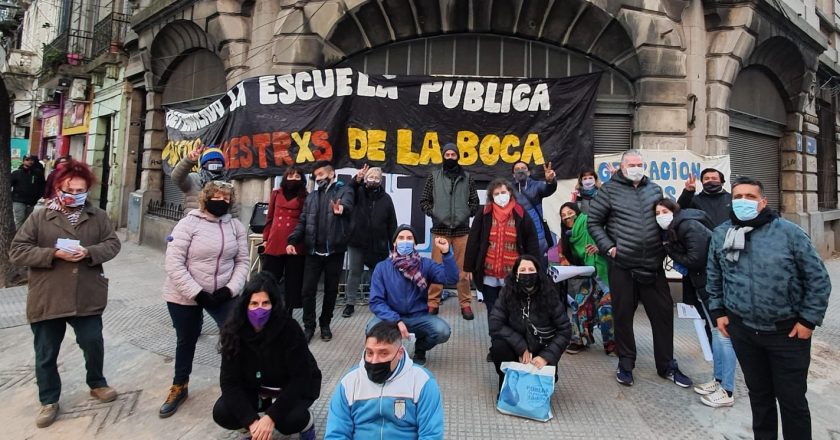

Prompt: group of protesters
[{"left": 9, "top": 143, "right": 831, "bottom": 440}]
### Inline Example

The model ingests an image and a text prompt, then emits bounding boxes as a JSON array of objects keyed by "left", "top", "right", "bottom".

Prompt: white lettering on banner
[{"left": 418, "top": 80, "right": 551, "bottom": 113}]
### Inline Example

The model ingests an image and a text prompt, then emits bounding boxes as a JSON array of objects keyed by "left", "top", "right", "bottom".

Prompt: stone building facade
[{"left": 125, "top": 0, "right": 840, "bottom": 254}]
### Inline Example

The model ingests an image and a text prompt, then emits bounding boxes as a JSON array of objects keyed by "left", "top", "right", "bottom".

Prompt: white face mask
[
  {"left": 656, "top": 213, "right": 674, "bottom": 230},
  {"left": 494, "top": 193, "right": 511, "bottom": 207},
  {"left": 624, "top": 166, "right": 645, "bottom": 182},
  {"left": 581, "top": 178, "right": 596, "bottom": 190}
]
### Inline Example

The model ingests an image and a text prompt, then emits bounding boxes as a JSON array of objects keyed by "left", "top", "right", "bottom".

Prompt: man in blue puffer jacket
[
  {"left": 325, "top": 321, "right": 444, "bottom": 440},
  {"left": 511, "top": 160, "right": 557, "bottom": 256},
  {"left": 707, "top": 176, "right": 831, "bottom": 440},
  {"left": 366, "top": 225, "right": 459, "bottom": 366}
]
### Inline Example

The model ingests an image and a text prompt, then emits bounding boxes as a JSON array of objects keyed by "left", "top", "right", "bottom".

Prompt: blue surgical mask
[
  {"left": 395, "top": 240, "right": 415, "bottom": 256},
  {"left": 732, "top": 199, "right": 759, "bottom": 221},
  {"left": 60, "top": 191, "right": 87, "bottom": 207}
]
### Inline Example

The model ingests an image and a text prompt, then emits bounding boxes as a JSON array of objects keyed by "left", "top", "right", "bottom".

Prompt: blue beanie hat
[{"left": 200, "top": 147, "right": 225, "bottom": 166}]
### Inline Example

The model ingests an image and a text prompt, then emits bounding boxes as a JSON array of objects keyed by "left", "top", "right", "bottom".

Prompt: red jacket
[{"left": 263, "top": 189, "right": 306, "bottom": 256}]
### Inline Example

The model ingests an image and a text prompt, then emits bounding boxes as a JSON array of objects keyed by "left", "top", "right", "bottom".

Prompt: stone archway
[{"left": 150, "top": 20, "right": 222, "bottom": 89}]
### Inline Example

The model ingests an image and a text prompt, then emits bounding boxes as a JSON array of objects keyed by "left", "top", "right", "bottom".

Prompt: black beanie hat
[
  {"left": 442, "top": 143, "right": 459, "bottom": 160},
  {"left": 392, "top": 224, "right": 418, "bottom": 243}
]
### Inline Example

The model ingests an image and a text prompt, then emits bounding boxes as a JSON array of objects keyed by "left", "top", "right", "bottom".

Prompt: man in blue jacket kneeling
[
  {"left": 364, "top": 224, "right": 459, "bottom": 366},
  {"left": 325, "top": 321, "right": 444, "bottom": 440}
]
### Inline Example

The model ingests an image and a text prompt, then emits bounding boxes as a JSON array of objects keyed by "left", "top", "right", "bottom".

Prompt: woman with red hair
[{"left": 10, "top": 159, "right": 122, "bottom": 429}]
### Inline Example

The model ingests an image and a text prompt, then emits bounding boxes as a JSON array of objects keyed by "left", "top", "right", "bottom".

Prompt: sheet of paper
[
  {"left": 695, "top": 319, "right": 714, "bottom": 361},
  {"left": 676, "top": 302, "right": 702, "bottom": 319},
  {"left": 56, "top": 238, "right": 81, "bottom": 253}
]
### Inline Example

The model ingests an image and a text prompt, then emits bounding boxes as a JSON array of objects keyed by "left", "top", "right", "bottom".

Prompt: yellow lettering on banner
[
  {"left": 367, "top": 130, "right": 387, "bottom": 161},
  {"left": 397, "top": 129, "right": 419, "bottom": 165},
  {"left": 419, "top": 132, "right": 442, "bottom": 165},
  {"left": 457, "top": 131, "right": 479, "bottom": 166},
  {"left": 347, "top": 128, "right": 367, "bottom": 160},
  {"left": 293, "top": 132, "right": 315, "bottom": 162},
  {"left": 479, "top": 135, "right": 501, "bottom": 166},
  {"left": 500, "top": 135, "right": 521, "bottom": 163},
  {"left": 521, "top": 133, "right": 545, "bottom": 165}
]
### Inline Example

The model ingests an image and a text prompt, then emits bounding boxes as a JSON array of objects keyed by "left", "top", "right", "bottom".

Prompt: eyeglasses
[{"left": 208, "top": 181, "right": 234, "bottom": 189}]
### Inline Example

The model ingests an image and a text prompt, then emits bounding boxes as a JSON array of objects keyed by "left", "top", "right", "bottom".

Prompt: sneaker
[
  {"left": 701, "top": 387, "right": 735, "bottom": 408},
  {"left": 428, "top": 306, "right": 439, "bottom": 315},
  {"left": 693, "top": 379, "right": 720, "bottom": 396},
  {"left": 486, "top": 352, "right": 493, "bottom": 363},
  {"left": 461, "top": 306, "right": 474, "bottom": 320},
  {"left": 90, "top": 386, "right": 117, "bottom": 403},
  {"left": 341, "top": 304, "right": 355, "bottom": 318},
  {"left": 660, "top": 360, "right": 693, "bottom": 388},
  {"left": 320, "top": 325, "right": 333, "bottom": 341},
  {"left": 159, "top": 383, "right": 188, "bottom": 418},
  {"left": 35, "top": 403, "right": 59, "bottom": 428},
  {"left": 414, "top": 350, "right": 427, "bottom": 366},
  {"left": 304, "top": 327, "right": 315, "bottom": 343},
  {"left": 566, "top": 343, "right": 586, "bottom": 355},
  {"left": 300, "top": 423, "right": 316, "bottom": 440},
  {"left": 616, "top": 366, "right": 634, "bottom": 386}
]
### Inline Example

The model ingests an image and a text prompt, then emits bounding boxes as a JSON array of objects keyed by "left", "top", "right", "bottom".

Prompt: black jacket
[
  {"left": 664, "top": 209, "right": 713, "bottom": 296},
  {"left": 348, "top": 180, "right": 398, "bottom": 267},
  {"left": 587, "top": 173, "right": 666, "bottom": 270},
  {"left": 464, "top": 204, "right": 540, "bottom": 283},
  {"left": 11, "top": 165, "right": 46, "bottom": 205},
  {"left": 288, "top": 180, "right": 354, "bottom": 255},
  {"left": 219, "top": 315, "right": 322, "bottom": 428},
  {"left": 489, "top": 285, "right": 571, "bottom": 365},
  {"left": 677, "top": 189, "right": 732, "bottom": 227}
]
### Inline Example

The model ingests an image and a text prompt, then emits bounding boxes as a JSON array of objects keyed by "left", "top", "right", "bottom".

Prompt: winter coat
[
  {"left": 170, "top": 157, "right": 240, "bottom": 218},
  {"left": 706, "top": 216, "right": 832, "bottom": 331},
  {"left": 464, "top": 203, "right": 540, "bottom": 283},
  {"left": 587, "top": 172, "right": 666, "bottom": 270},
  {"left": 489, "top": 285, "right": 571, "bottom": 365},
  {"left": 348, "top": 181, "right": 398, "bottom": 267},
  {"left": 288, "top": 180, "right": 354, "bottom": 255},
  {"left": 513, "top": 177, "right": 557, "bottom": 250},
  {"left": 11, "top": 165, "right": 46, "bottom": 205},
  {"left": 219, "top": 314, "right": 322, "bottom": 428},
  {"left": 10, "top": 202, "right": 121, "bottom": 323},
  {"left": 664, "top": 209, "right": 713, "bottom": 296},
  {"left": 262, "top": 189, "right": 306, "bottom": 256},
  {"left": 326, "top": 354, "right": 443, "bottom": 440},
  {"left": 677, "top": 189, "right": 732, "bottom": 227},
  {"left": 162, "top": 209, "right": 250, "bottom": 305},
  {"left": 369, "top": 252, "right": 459, "bottom": 322}
]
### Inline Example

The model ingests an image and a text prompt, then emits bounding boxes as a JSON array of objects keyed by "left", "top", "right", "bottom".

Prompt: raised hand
[
  {"left": 331, "top": 199, "right": 344, "bottom": 215},
  {"left": 543, "top": 162, "right": 556, "bottom": 182},
  {"left": 434, "top": 237, "right": 450, "bottom": 254},
  {"left": 355, "top": 164, "right": 370, "bottom": 182},
  {"left": 187, "top": 145, "right": 206, "bottom": 162},
  {"left": 685, "top": 173, "right": 697, "bottom": 192}
]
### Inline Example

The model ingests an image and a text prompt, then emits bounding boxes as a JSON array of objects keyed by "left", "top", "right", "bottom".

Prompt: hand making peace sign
[
  {"left": 355, "top": 164, "right": 370, "bottom": 182},
  {"left": 331, "top": 198, "right": 344, "bottom": 215},
  {"left": 543, "top": 162, "right": 556, "bottom": 182}
]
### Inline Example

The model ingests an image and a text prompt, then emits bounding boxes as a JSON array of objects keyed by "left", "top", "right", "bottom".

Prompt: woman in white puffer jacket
[{"left": 159, "top": 180, "right": 250, "bottom": 418}]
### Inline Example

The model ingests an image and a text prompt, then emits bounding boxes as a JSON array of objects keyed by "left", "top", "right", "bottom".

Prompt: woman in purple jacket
[{"left": 159, "top": 180, "right": 250, "bottom": 418}]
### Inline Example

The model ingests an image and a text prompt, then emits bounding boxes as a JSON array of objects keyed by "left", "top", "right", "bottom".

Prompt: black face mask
[
  {"left": 364, "top": 351, "right": 399, "bottom": 384},
  {"left": 517, "top": 273, "right": 539, "bottom": 290},
  {"left": 443, "top": 158, "right": 459, "bottom": 171},
  {"left": 205, "top": 200, "right": 230, "bottom": 217},
  {"left": 703, "top": 181, "right": 723, "bottom": 194},
  {"left": 282, "top": 179, "right": 303, "bottom": 192}
]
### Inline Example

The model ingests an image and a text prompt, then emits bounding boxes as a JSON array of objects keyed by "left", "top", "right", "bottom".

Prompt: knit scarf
[
  {"left": 391, "top": 251, "right": 427, "bottom": 290},
  {"left": 485, "top": 203, "right": 519, "bottom": 279},
  {"left": 47, "top": 197, "right": 84, "bottom": 226},
  {"left": 570, "top": 214, "right": 609, "bottom": 287},
  {"left": 722, "top": 208, "right": 778, "bottom": 262}
]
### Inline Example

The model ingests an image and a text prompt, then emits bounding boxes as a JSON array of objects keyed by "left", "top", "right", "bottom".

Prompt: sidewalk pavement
[{"left": 1, "top": 240, "right": 839, "bottom": 439}]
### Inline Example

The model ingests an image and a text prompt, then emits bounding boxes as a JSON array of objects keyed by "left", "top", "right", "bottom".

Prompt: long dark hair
[
  {"left": 280, "top": 166, "right": 308, "bottom": 199},
  {"left": 218, "top": 271, "right": 287, "bottom": 359},
  {"left": 559, "top": 202, "right": 582, "bottom": 265},
  {"left": 500, "top": 255, "right": 561, "bottom": 313}
]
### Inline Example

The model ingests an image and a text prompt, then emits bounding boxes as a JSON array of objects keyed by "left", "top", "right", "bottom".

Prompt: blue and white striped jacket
[{"left": 325, "top": 353, "right": 444, "bottom": 440}]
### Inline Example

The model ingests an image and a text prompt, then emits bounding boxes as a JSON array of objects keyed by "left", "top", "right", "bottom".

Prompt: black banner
[{"left": 163, "top": 69, "right": 601, "bottom": 180}]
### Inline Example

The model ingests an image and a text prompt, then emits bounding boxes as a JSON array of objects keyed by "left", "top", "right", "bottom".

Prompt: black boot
[
  {"left": 159, "top": 382, "right": 188, "bottom": 418},
  {"left": 321, "top": 325, "right": 333, "bottom": 341},
  {"left": 304, "top": 327, "right": 315, "bottom": 343},
  {"left": 342, "top": 305, "right": 355, "bottom": 318}
]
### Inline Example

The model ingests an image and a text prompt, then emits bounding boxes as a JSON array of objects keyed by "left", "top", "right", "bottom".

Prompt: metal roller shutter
[
  {"left": 162, "top": 173, "right": 186, "bottom": 206},
  {"left": 593, "top": 114, "right": 632, "bottom": 155},
  {"left": 729, "top": 127, "right": 780, "bottom": 210}
]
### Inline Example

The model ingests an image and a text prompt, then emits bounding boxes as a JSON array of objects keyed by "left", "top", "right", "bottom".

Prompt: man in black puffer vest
[{"left": 588, "top": 150, "right": 692, "bottom": 388}]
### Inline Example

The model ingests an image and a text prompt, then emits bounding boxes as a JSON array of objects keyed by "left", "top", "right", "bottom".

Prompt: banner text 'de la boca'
[{"left": 163, "top": 68, "right": 602, "bottom": 181}]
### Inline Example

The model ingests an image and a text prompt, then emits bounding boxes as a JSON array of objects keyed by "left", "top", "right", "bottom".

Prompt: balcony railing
[
  {"left": 92, "top": 12, "right": 129, "bottom": 58},
  {"left": 44, "top": 28, "right": 94, "bottom": 68}
]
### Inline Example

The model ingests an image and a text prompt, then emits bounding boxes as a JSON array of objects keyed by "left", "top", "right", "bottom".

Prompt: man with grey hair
[
  {"left": 707, "top": 176, "right": 830, "bottom": 439},
  {"left": 588, "top": 149, "right": 692, "bottom": 388}
]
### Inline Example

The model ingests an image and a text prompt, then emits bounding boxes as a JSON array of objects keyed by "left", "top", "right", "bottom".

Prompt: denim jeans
[
  {"left": 366, "top": 314, "right": 451, "bottom": 353},
  {"left": 344, "top": 246, "right": 366, "bottom": 305},
  {"left": 167, "top": 299, "right": 236, "bottom": 385},
  {"left": 711, "top": 328, "right": 737, "bottom": 393},
  {"left": 13, "top": 202, "right": 34, "bottom": 230}
]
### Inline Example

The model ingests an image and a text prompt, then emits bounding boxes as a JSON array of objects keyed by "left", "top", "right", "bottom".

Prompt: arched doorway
[
  {"left": 728, "top": 67, "right": 787, "bottom": 210},
  {"left": 158, "top": 49, "right": 227, "bottom": 205},
  {"left": 336, "top": 34, "right": 635, "bottom": 155}
]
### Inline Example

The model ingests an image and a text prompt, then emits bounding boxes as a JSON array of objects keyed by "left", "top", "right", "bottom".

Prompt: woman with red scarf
[
  {"left": 465, "top": 178, "right": 540, "bottom": 315},
  {"left": 261, "top": 167, "right": 308, "bottom": 314}
]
